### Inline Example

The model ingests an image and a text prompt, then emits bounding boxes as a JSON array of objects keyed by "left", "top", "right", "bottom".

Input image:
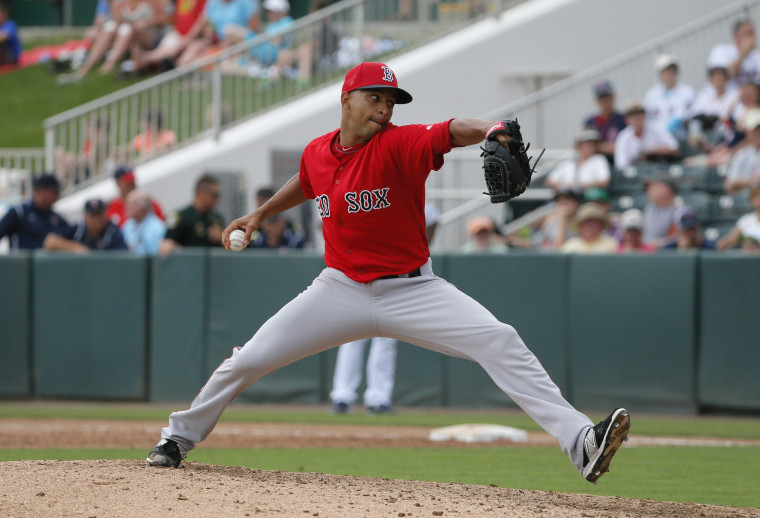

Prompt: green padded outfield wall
[
  {"left": 149, "top": 251, "right": 207, "bottom": 402},
  {"left": 206, "top": 251, "right": 327, "bottom": 403},
  {"left": 33, "top": 254, "right": 148, "bottom": 399},
  {"left": 569, "top": 254, "right": 698, "bottom": 413},
  {"left": 699, "top": 254, "right": 760, "bottom": 410},
  {"left": 0, "top": 254, "right": 31, "bottom": 397},
  {"left": 445, "top": 253, "right": 570, "bottom": 408}
]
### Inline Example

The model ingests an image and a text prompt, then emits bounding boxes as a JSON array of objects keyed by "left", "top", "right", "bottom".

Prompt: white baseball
[{"left": 229, "top": 229, "right": 246, "bottom": 251}]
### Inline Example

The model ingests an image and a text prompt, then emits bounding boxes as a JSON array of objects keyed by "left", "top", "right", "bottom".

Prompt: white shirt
[
  {"left": 726, "top": 144, "right": 760, "bottom": 183},
  {"left": 614, "top": 123, "right": 679, "bottom": 170},
  {"left": 560, "top": 235, "right": 618, "bottom": 254},
  {"left": 643, "top": 82, "right": 695, "bottom": 132},
  {"left": 708, "top": 43, "right": 760, "bottom": 85},
  {"left": 690, "top": 84, "right": 739, "bottom": 119},
  {"left": 736, "top": 211, "right": 760, "bottom": 238},
  {"left": 547, "top": 154, "right": 610, "bottom": 190}
]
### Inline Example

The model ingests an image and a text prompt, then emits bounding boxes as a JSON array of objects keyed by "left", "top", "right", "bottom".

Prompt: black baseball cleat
[
  {"left": 146, "top": 439, "right": 186, "bottom": 468},
  {"left": 367, "top": 404, "right": 393, "bottom": 415},
  {"left": 581, "top": 408, "right": 631, "bottom": 483}
]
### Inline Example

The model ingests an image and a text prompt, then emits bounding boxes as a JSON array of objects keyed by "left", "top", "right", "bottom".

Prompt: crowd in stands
[{"left": 477, "top": 18, "right": 760, "bottom": 255}]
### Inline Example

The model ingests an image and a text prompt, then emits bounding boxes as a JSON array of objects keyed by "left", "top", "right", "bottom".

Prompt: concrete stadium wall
[{"left": 1, "top": 252, "right": 758, "bottom": 415}]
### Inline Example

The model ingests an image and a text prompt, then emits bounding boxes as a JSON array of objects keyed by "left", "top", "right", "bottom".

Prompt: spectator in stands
[
  {"left": 741, "top": 231, "right": 760, "bottom": 251},
  {"left": 275, "top": 0, "right": 339, "bottom": 86},
  {"left": 107, "top": 164, "right": 165, "bottom": 227},
  {"left": 616, "top": 208, "right": 654, "bottom": 253},
  {"left": 717, "top": 186, "right": 760, "bottom": 249},
  {"left": 688, "top": 66, "right": 738, "bottom": 152},
  {"left": 642, "top": 178, "right": 678, "bottom": 248},
  {"left": 725, "top": 108, "right": 760, "bottom": 194},
  {"left": 175, "top": 0, "right": 261, "bottom": 68},
  {"left": 0, "top": 174, "right": 70, "bottom": 250},
  {"left": 662, "top": 206, "right": 715, "bottom": 250},
  {"left": 644, "top": 54, "right": 695, "bottom": 139},
  {"left": 128, "top": 0, "right": 208, "bottom": 74},
  {"left": 0, "top": 1, "right": 21, "bottom": 66},
  {"left": 251, "top": 213, "right": 304, "bottom": 249},
  {"left": 584, "top": 80, "right": 627, "bottom": 161},
  {"left": 160, "top": 174, "right": 225, "bottom": 255},
  {"left": 614, "top": 101, "right": 680, "bottom": 170},
  {"left": 122, "top": 188, "right": 166, "bottom": 254},
  {"left": 560, "top": 202, "right": 617, "bottom": 254},
  {"left": 706, "top": 80, "right": 760, "bottom": 167},
  {"left": 707, "top": 19, "right": 760, "bottom": 86},
  {"left": 460, "top": 217, "right": 508, "bottom": 253},
  {"left": 547, "top": 128, "right": 610, "bottom": 194},
  {"left": 84, "top": 0, "right": 115, "bottom": 42},
  {"left": 132, "top": 108, "right": 177, "bottom": 156},
  {"left": 584, "top": 186, "right": 620, "bottom": 239},
  {"left": 60, "top": 0, "right": 170, "bottom": 83},
  {"left": 55, "top": 116, "right": 112, "bottom": 186},
  {"left": 44, "top": 199, "right": 128, "bottom": 252},
  {"left": 249, "top": 0, "right": 294, "bottom": 77},
  {"left": 533, "top": 188, "right": 581, "bottom": 250}
]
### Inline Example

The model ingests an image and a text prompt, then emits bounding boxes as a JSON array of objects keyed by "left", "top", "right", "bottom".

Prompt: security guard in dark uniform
[
  {"left": 160, "top": 174, "right": 225, "bottom": 255},
  {"left": 0, "top": 174, "right": 71, "bottom": 249}
]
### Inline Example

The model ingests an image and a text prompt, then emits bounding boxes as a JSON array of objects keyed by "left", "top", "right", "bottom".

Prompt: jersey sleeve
[
  {"left": 388, "top": 120, "right": 454, "bottom": 177},
  {"left": 299, "top": 152, "right": 316, "bottom": 199},
  {"left": 0, "top": 206, "right": 20, "bottom": 239}
]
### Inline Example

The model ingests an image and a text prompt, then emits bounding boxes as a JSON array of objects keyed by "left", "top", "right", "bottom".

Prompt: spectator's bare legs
[
  {"left": 131, "top": 35, "right": 185, "bottom": 71},
  {"left": 68, "top": 20, "right": 117, "bottom": 79},
  {"left": 176, "top": 39, "right": 210, "bottom": 67},
  {"left": 100, "top": 23, "right": 154, "bottom": 74}
]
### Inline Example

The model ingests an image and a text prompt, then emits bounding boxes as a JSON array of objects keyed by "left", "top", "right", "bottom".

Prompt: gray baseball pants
[{"left": 162, "top": 258, "right": 593, "bottom": 472}]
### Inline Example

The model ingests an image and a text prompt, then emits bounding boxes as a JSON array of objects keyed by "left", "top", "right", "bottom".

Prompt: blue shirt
[
  {"left": 250, "top": 15, "right": 293, "bottom": 65},
  {"left": 60, "top": 221, "right": 128, "bottom": 251},
  {"left": 0, "top": 201, "right": 71, "bottom": 249},
  {"left": 122, "top": 213, "right": 167, "bottom": 255},
  {"left": 205, "top": 0, "right": 259, "bottom": 39},
  {"left": 95, "top": 0, "right": 111, "bottom": 18},
  {"left": 0, "top": 20, "right": 22, "bottom": 63}
]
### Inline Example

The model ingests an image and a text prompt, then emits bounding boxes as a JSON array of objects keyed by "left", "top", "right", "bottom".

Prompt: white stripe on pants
[
  {"left": 330, "top": 336, "right": 397, "bottom": 407},
  {"left": 162, "top": 259, "right": 593, "bottom": 472}
]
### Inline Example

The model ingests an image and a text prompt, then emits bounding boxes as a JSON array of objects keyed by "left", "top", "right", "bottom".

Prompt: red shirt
[
  {"left": 300, "top": 120, "right": 453, "bottom": 283},
  {"left": 175, "top": 0, "right": 207, "bottom": 36},
  {"left": 107, "top": 198, "right": 165, "bottom": 228}
]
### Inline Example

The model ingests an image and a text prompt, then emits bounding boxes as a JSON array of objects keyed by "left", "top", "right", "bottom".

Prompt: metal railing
[
  {"left": 484, "top": 0, "right": 760, "bottom": 149},
  {"left": 44, "top": 0, "right": 524, "bottom": 193},
  {"left": 0, "top": 149, "right": 43, "bottom": 205}
]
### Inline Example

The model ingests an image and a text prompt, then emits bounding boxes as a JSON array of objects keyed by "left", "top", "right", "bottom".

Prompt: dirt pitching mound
[{"left": 2, "top": 460, "right": 758, "bottom": 518}]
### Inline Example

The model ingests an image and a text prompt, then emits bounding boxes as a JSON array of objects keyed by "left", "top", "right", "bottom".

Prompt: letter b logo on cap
[{"left": 381, "top": 66, "right": 394, "bottom": 83}]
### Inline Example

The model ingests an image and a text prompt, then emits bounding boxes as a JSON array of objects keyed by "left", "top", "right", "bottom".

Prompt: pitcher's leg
[
  {"left": 377, "top": 275, "right": 592, "bottom": 471},
  {"left": 364, "top": 336, "right": 397, "bottom": 408},
  {"left": 163, "top": 270, "right": 375, "bottom": 452},
  {"left": 330, "top": 339, "right": 367, "bottom": 405}
]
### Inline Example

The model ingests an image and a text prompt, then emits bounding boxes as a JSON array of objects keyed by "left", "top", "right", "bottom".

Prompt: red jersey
[
  {"left": 175, "top": 0, "right": 207, "bottom": 36},
  {"left": 107, "top": 198, "right": 165, "bottom": 227},
  {"left": 299, "top": 120, "right": 453, "bottom": 283}
]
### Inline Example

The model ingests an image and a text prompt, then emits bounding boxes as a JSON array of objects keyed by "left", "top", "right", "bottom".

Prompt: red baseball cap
[{"left": 342, "top": 62, "right": 413, "bottom": 104}]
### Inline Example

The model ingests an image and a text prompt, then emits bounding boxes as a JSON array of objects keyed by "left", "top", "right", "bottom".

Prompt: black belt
[{"left": 379, "top": 267, "right": 422, "bottom": 280}]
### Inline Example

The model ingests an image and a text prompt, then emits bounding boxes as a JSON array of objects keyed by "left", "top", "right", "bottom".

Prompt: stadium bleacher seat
[
  {"left": 703, "top": 221, "right": 736, "bottom": 243},
  {"left": 703, "top": 164, "right": 729, "bottom": 194},
  {"left": 667, "top": 164, "right": 708, "bottom": 191},
  {"left": 709, "top": 192, "right": 753, "bottom": 223},
  {"left": 677, "top": 191, "right": 711, "bottom": 219},
  {"left": 612, "top": 191, "right": 649, "bottom": 213}
]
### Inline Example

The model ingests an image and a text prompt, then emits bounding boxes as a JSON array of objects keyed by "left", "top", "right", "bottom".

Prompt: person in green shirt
[{"left": 160, "top": 174, "right": 225, "bottom": 255}]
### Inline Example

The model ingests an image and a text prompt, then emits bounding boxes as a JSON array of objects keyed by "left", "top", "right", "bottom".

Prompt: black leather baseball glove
[{"left": 481, "top": 119, "right": 545, "bottom": 203}]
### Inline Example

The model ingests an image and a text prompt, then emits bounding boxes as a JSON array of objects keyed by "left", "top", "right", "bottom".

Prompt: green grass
[
  {"left": 0, "top": 63, "right": 145, "bottom": 147},
  {"left": 2, "top": 403, "right": 760, "bottom": 439},
  {"left": 1, "top": 446, "right": 758, "bottom": 508}
]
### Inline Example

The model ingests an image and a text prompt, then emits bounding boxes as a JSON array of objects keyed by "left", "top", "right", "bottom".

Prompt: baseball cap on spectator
[
  {"left": 676, "top": 206, "right": 700, "bottom": 230},
  {"left": 593, "top": 80, "right": 615, "bottom": 98},
  {"left": 655, "top": 54, "right": 679, "bottom": 72},
  {"left": 625, "top": 101, "right": 646, "bottom": 116},
  {"left": 553, "top": 188, "right": 582, "bottom": 202},
  {"left": 467, "top": 217, "right": 494, "bottom": 235},
  {"left": 32, "top": 173, "right": 61, "bottom": 191},
  {"left": 576, "top": 203, "right": 608, "bottom": 225},
  {"left": 342, "top": 62, "right": 413, "bottom": 104},
  {"left": 114, "top": 164, "right": 136, "bottom": 184},
  {"left": 620, "top": 208, "right": 644, "bottom": 230},
  {"left": 263, "top": 0, "right": 289, "bottom": 11},
  {"left": 575, "top": 128, "right": 601, "bottom": 144},
  {"left": 84, "top": 199, "right": 107, "bottom": 214},
  {"left": 585, "top": 187, "right": 610, "bottom": 203},
  {"left": 744, "top": 108, "right": 760, "bottom": 131}
]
